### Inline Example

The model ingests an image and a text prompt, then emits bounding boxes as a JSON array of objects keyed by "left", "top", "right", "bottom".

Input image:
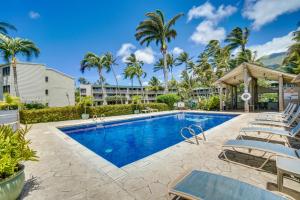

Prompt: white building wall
[
  {"left": 0, "top": 62, "right": 75, "bottom": 107},
  {"left": 45, "top": 68, "right": 75, "bottom": 107}
]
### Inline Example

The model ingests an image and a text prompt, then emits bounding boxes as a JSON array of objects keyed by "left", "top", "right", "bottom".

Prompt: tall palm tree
[
  {"left": 283, "top": 28, "right": 300, "bottom": 74},
  {"left": 80, "top": 52, "right": 108, "bottom": 105},
  {"left": 178, "top": 70, "right": 197, "bottom": 100},
  {"left": 103, "top": 52, "right": 123, "bottom": 104},
  {"left": 154, "top": 53, "right": 176, "bottom": 78},
  {"left": 0, "top": 35, "right": 40, "bottom": 97},
  {"left": 225, "top": 27, "right": 250, "bottom": 53},
  {"left": 0, "top": 22, "right": 16, "bottom": 35},
  {"left": 135, "top": 10, "right": 183, "bottom": 93},
  {"left": 124, "top": 54, "right": 147, "bottom": 103},
  {"left": 194, "top": 52, "right": 214, "bottom": 87},
  {"left": 175, "top": 52, "right": 194, "bottom": 72},
  {"left": 78, "top": 77, "right": 89, "bottom": 84}
]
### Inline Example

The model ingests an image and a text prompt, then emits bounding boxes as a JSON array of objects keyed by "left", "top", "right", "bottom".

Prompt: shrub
[
  {"left": 198, "top": 95, "right": 220, "bottom": 110},
  {"left": 23, "top": 102, "right": 47, "bottom": 110},
  {"left": 20, "top": 103, "right": 169, "bottom": 123},
  {"left": 20, "top": 106, "right": 83, "bottom": 123},
  {"left": 0, "top": 125, "right": 37, "bottom": 179},
  {"left": 0, "top": 93, "right": 20, "bottom": 110},
  {"left": 131, "top": 95, "right": 142, "bottom": 104},
  {"left": 156, "top": 94, "right": 180, "bottom": 109}
]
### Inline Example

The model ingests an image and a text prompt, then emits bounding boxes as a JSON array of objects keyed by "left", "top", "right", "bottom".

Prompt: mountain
[{"left": 258, "top": 52, "right": 286, "bottom": 71}]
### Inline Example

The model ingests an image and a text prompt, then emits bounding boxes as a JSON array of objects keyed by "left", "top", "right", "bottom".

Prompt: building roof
[{"left": 216, "top": 63, "right": 296, "bottom": 86}]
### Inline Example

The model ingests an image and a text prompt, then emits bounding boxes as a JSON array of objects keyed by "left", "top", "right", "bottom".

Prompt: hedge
[{"left": 20, "top": 103, "right": 169, "bottom": 124}]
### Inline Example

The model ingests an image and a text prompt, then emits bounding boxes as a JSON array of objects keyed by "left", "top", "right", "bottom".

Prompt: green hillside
[{"left": 258, "top": 52, "right": 286, "bottom": 71}]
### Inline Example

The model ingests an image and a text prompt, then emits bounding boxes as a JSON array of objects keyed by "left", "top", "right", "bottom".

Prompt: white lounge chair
[{"left": 221, "top": 139, "right": 300, "bottom": 170}]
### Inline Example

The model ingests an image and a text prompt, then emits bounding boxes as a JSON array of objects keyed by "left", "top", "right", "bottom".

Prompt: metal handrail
[
  {"left": 180, "top": 127, "right": 199, "bottom": 145},
  {"left": 189, "top": 124, "right": 206, "bottom": 141}
]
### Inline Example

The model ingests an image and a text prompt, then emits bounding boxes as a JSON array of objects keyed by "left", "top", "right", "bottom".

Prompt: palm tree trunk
[
  {"left": 12, "top": 57, "right": 20, "bottom": 97},
  {"left": 111, "top": 67, "right": 122, "bottom": 104},
  {"left": 98, "top": 70, "right": 107, "bottom": 105},
  {"left": 138, "top": 77, "right": 145, "bottom": 103},
  {"left": 162, "top": 50, "right": 169, "bottom": 94}
]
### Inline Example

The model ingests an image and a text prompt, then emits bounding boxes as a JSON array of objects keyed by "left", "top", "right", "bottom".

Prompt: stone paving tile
[{"left": 21, "top": 111, "right": 300, "bottom": 200}]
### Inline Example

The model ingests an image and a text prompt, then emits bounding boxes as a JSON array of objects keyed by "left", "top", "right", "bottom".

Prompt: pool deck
[{"left": 21, "top": 111, "right": 300, "bottom": 200}]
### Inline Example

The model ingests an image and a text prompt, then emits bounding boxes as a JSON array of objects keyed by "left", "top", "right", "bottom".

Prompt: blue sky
[{"left": 1, "top": 0, "right": 300, "bottom": 86}]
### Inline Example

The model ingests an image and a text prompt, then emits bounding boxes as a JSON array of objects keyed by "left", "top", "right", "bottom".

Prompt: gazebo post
[
  {"left": 243, "top": 65, "right": 250, "bottom": 112},
  {"left": 219, "top": 85, "right": 223, "bottom": 111},
  {"left": 279, "top": 75, "right": 284, "bottom": 112}
]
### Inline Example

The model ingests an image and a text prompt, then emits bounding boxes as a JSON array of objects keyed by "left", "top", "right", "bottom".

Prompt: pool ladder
[
  {"left": 93, "top": 114, "right": 105, "bottom": 128},
  {"left": 180, "top": 124, "right": 206, "bottom": 145}
]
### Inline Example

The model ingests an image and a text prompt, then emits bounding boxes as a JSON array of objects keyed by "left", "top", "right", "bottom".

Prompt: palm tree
[
  {"left": 154, "top": 53, "right": 176, "bottom": 78},
  {"left": 0, "top": 35, "right": 40, "bottom": 97},
  {"left": 225, "top": 27, "right": 250, "bottom": 53},
  {"left": 124, "top": 54, "right": 147, "bottom": 103},
  {"left": 283, "top": 28, "right": 300, "bottom": 74},
  {"left": 194, "top": 52, "right": 214, "bottom": 87},
  {"left": 148, "top": 76, "right": 163, "bottom": 99},
  {"left": 0, "top": 22, "right": 16, "bottom": 35},
  {"left": 80, "top": 52, "right": 108, "bottom": 105},
  {"left": 78, "top": 77, "right": 89, "bottom": 84},
  {"left": 175, "top": 52, "right": 194, "bottom": 72},
  {"left": 178, "top": 71, "right": 197, "bottom": 100},
  {"left": 103, "top": 52, "right": 123, "bottom": 104},
  {"left": 135, "top": 10, "right": 183, "bottom": 93}
]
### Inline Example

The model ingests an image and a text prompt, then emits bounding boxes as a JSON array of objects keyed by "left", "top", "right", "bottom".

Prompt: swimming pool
[{"left": 59, "top": 112, "right": 237, "bottom": 167}]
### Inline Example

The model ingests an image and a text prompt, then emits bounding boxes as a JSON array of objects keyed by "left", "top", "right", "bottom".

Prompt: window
[
  {"left": 45, "top": 89, "right": 48, "bottom": 95},
  {"left": 45, "top": 76, "right": 49, "bottom": 82},
  {"left": 2, "top": 67, "right": 10, "bottom": 76},
  {"left": 80, "top": 88, "right": 86, "bottom": 93},
  {"left": 3, "top": 85, "right": 10, "bottom": 93}
]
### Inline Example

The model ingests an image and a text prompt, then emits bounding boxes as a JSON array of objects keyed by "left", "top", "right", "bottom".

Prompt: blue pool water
[{"left": 59, "top": 113, "right": 237, "bottom": 167}]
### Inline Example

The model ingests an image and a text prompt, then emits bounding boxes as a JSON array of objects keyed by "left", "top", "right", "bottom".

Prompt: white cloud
[
  {"left": 249, "top": 30, "right": 296, "bottom": 58},
  {"left": 190, "top": 20, "right": 226, "bottom": 45},
  {"left": 117, "top": 43, "right": 136, "bottom": 62},
  {"left": 172, "top": 47, "right": 184, "bottom": 55},
  {"left": 29, "top": 11, "right": 40, "bottom": 19},
  {"left": 135, "top": 47, "right": 155, "bottom": 64},
  {"left": 243, "top": 0, "right": 300, "bottom": 30},
  {"left": 117, "top": 43, "right": 155, "bottom": 64},
  {"left": 188, "top": 2, "right": 237, "bottom": 23},
  {"left": 142, "top": 81, "right": 149, "bottom": 86},
  {"left": 116, "top": 74, "right": 122, "bottom": 80},
  {"left": 188, "top": 2, "right": 236, "bottom": 45}
]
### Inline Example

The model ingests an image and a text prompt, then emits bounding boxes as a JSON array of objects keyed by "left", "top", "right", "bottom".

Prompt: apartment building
[
  {"left": 79, "top": 84, "right": 215, "bottom": 105},
  {"left": 0, "top": 62, "right": 75, "bottom": 107}
]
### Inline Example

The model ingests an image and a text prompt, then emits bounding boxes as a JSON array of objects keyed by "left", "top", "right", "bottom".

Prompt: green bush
[
  {"left": 23, "top": 102, "right": 47, "bottom": 110},
  {"left": 0, "top": 125, "right": 37, "bottom": 179},
  {"left": 156, "top": 94, "right": 180, "bottom": 109},
  {"left": 20, "top": 103, "right": 169, "bottom": 123},
  {"left": 20, "top": 106, "right": 83, "bottom": 123},
  {"left": 198, "top": 95, "right": 220, "bottom": 110}
]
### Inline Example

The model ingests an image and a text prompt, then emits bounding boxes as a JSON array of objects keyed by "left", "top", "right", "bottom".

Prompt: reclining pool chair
[
  {"left": 221, "top": 139, "right": 300, "bottom": 170},
  {"left": 250, "top": 106, "right": 300, "bottom": 128},
  {"left": 260, "top": 103, "right": 292, "bottom": 117},
  {"left": 255, "top": 104, "right": 297, "bottom": 122},
  {"left": 169, "top": 170, "right": 290, "bottom": 200},
  {"left": 239, "top": 122, "right": 300, "bottom": 147}
]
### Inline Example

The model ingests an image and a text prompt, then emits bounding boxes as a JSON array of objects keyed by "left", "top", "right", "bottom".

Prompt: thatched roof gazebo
[{"left": 215, "top": 63, "right": 297, "bottom": 112}]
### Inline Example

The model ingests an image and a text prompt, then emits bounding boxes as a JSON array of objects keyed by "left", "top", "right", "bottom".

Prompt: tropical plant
[
  {"left": 131, "top": 95, "right": 142, "bottom": 104},
  {"left": 77, "top": 96, "right": 93, "bottom": 114},
  {"left": 178, "top": 71, "right": 198, "bottom": 100},
  {"left": 0, "top": 93, "right": 21, "bottom": 110},
  {"left": 80, "top": 52, "right": 107, "bottom": 105},
  {"left": 135, "top": 10, "right": 183, "bottom": 93},
  {"left": 0, "top": 125, "right": 37, "bottom": 179},
  {"left": 0, "top": 22, "right": 16, "bottom": 35},
  {"left": 283, "top": 27, "right": 300, "bottom": 74},
  {"left": 154, "top": 53, "right": 176, "bottom": 78},
  {"left": 124, "top": 54, "right": 147, "bottom": 103},
  {"left": 198, "top": 95, "right": 220, "bottom": 110},
  {"left": 193, "top": 52, "right": 214, "bottom": 87},
  {"left": 175, "top": 52, "right": 194, "bottom": 72},
  {"left": 78, "top": 77, "right": 90, "bottom": 84},
  {"left": 225, "top": 27, "right": 249, "bottom": 53},
  {"left": 103, "top": 52, "right": 122, "bottom": 104},
  {"left": 156, "top": 93, "right": 180, "bottom": 109},
  {"left": 0, "top": 35, "right": 40, "bottom": 97},
  {"left": 147, "top": 76, "right": 163, "bottom": 99}
]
